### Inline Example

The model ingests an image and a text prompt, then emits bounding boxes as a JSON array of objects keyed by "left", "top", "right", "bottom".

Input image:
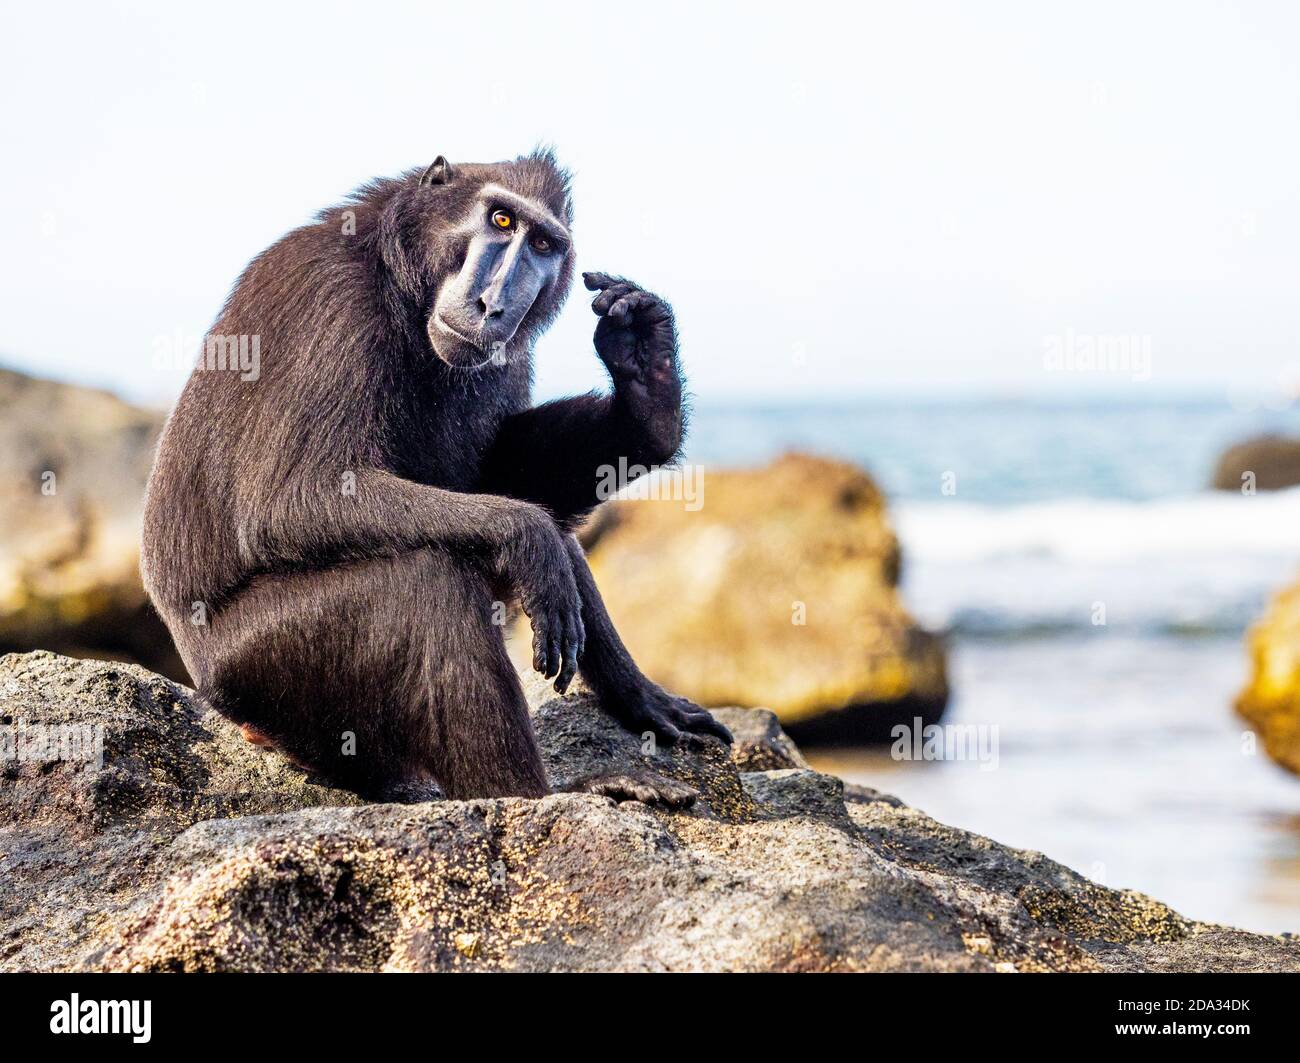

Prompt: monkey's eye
[
  {"left": 491, "top": 210, "right": 514, "bottom": 231},
  {"left": 530, "top": 234, "right": 553, "bottom": 254}
]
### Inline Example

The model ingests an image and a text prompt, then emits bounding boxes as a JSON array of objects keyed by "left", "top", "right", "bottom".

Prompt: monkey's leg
[
  {"left": 199, "top": 551, "right": 548, "bottom": 801},
  {"left": 200, "top": 551, "right": 696, "bottom": 806},
  {"left": 560, "top": 536, "right": 733, "bottom": 748},
  {"left": 414, "top": 554, "right": 551, "bottom": 801},
  {"left": 421, "top": 555, "right": 696, "bottom": 806}
]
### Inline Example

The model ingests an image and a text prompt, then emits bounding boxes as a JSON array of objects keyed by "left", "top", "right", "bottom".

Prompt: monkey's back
[{"left": 141, "top": 207, "right": 532, "bottom": 685}]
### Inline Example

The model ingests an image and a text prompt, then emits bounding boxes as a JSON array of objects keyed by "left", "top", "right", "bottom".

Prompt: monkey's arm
[
  {"left": 480, "top": 390, "right": 678, "bottom": 527},
  {"left": 239, "top": 467, "right": 586, "bottom": 688},
  {"left": 479, "top": 274, "right": 684, "bottom": 526},
  {"left": 560, "top": 535, "right": 731, "bottom": 746}
]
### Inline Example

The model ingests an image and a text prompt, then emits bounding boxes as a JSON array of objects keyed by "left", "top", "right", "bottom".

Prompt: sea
[{"left": 685, "top": 397, "right": 1300, "bottom": 935}]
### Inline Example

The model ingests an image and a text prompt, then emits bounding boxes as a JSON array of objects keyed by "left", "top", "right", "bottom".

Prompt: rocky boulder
[
  {"left": 0, "top": 369, "right": 181, "bottom": 679},
  {"left": 583, "top": 452, "right": 948, "bottom": 743},
  {"left": 3, "top": 651, "right": 1294, "bottom": 973},
  {"left": 1212, "top": 434, "right": 1300, "bottom": 492},
  {"left": 1238, "top": 579, "right": 1300, "bottom": 774}
]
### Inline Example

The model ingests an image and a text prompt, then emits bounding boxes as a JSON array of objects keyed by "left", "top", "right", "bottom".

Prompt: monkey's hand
[
  {"left": 501, "top": 509, "right": 587, "bottom": 694},
  {"left": 597, "top": 679, "right": 733, "bottom": 750},
  {"left": 584, "top": 272, "right": 684, "bottom": 463},
  {"left": 584, "top": 272, "right": 677, "bottom": 382}
]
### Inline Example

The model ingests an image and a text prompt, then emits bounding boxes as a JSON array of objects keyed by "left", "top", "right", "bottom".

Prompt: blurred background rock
[
  {"left": 0, "top": 369, "right": 184, "bottom": 680},
  {"left": 1212, "top": 435, "right": 1300, "bottom": 493},
  {"left": 581, "top": 453, "right": 947, "bottom": 743},
  {"left": 1238, "top": 581, "right": 1300, "bottom": 776}
]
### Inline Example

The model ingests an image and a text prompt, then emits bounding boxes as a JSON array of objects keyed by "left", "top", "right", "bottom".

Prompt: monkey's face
[{"left": 427, "top": 184, "right": 572, "bottom": 369}]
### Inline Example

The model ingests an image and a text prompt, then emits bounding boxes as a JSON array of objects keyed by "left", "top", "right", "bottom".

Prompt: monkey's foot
[
  {"left": 365, "top": 778, "right": 444, "bottom": 804},
  {"left": 596, "top": 680, "right": 734, "bottom": 749},
  {"left": 569, "top": 771, "right": 697, "bottom": 809}
]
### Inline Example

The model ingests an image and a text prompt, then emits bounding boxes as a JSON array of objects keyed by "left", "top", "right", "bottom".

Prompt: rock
[
  {"left": 844, "top": 780, "right": 908, "bottom": 808},
  {"left": 0, "top": 651, "right": 362, "bottom": 971},
  {"left": 583, "top": 452, "right": 948, "bottom": 743},
  {"left": 1237, "top": 580, "right": 1300, "bottom": 774},
  {"left": 3, "top": 651, "right": 1294, "bottom": 973},
  {"left": 740, "top": 768, "right": 849, "bottom": 821},
  {"left": 0, "top": 369, "right": 182, "bottom": 679},
  {"left": 520, "top": 670, "right": 757, "bottom": 823},
  {"left": 710, "top": 706, "right": 809, "bottom": 771},
  {"left": 1211, "top": 434, "right": 1300, "bottom": 492}
]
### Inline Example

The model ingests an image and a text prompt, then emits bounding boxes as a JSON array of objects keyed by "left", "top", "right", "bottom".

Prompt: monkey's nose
[
  {"left": 477, "top": 289, "right": 507, "bottom": 319},
  {"left": 477, "top": 297, "right": 504, "bottom": 319}
]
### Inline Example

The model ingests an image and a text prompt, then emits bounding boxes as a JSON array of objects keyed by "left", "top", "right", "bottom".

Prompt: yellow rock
[
  {"left": 584, "top": 452, "right": 947, "bottom": 741},
  {"left": 1238, "top": 579, "right": 1300, "bottom": 774},
  {"left": 0, "top": 369, "right": 180, "bottom": 678}
]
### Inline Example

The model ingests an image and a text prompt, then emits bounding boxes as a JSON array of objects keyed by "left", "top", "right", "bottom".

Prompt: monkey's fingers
[
  {"left": 554, "top": 616, "right": 584, "bottom": 694},
  {"left": 679, "top": 707, "right": 734, "bottom": 745},
  {"left": 531, "top": 627, "right": 547, "bottom": 675},
  {"left": 606, "top": 289, "right": 663, "bottom": 325},
  {"left": 532, "top": 617, "right": 557, "bottom": 678},
  {"left": 662, "top": 693, "right": 732, "bottom": 746},
  {"left": 554, "top": 648, "right": 576, "bottom": 693},
  {"left": 643, "top": 697, "right": 732, "bottom": 749},
  {"left": 644, "top": 714, "right": 686, "bottom": 748},
  {"left": 590, "top": 283, "right": 637, "bottom": 317},
  {"left": 582, "top": 271, "right": 625, "bottom": 292},
  {"left": 571, "top": 772, "right": 698, "bottom": 809},
  {"left": 549, "top": 624, "right": 565, "bottom": 680}
]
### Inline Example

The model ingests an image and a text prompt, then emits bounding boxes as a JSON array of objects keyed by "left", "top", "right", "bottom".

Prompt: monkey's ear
[{"left": 420, "top": 156, "right": 456, "bottom": 187}]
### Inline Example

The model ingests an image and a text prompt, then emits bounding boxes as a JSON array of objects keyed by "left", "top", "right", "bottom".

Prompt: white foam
[
  {"left": 893, "top": 489, "right": 1300, "bottom": 635},
  {"left": 894, "top": 487, "right": 1300, "bottom": 564}
]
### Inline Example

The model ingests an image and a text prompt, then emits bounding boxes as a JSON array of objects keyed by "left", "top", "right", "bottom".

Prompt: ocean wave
[
  {"left": 893, "top": 490, "right": 1300, "bottom": 639},
  {"left": 894, "top": 488, "right": 1300, "bottom": 563}
]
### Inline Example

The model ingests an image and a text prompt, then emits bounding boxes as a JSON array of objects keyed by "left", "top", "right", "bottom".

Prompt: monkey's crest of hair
[
  {"left": 329, "top": 146, "right": 573, "bottom": 222},
  {"left": 313, "top": 147, "right": 576, "bottom": 352}
]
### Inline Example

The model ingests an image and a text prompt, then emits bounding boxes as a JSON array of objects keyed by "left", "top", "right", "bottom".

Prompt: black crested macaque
[{"left": 141, "top": 150, "right": 731, "bottom": 805}]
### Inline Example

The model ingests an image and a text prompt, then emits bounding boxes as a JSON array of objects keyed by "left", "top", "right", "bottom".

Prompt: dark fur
[{"left": 141, "top": 150, "right": 729, "bottom": 802}]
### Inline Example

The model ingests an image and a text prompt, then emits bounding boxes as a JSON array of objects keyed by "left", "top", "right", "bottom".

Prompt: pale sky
[{"left": 3, "top": 0, "right": 1298, "bottom": 405}]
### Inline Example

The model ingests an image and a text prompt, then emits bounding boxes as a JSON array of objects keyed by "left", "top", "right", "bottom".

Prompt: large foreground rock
[
  {"left": 584, "top": 452, "right": 948, "bottom": 743},
  {"left": 1238, "top": 579, "right": 1300, "bottom": 774},
  {"left": 2, "top": 651, "right": 1293, "bottom": 972},
  {"left": 1212, "top": 434, "right": 1300, "bottom": 492},
  {"left": 0, "top": 369, "right": 181, "bottom": 679}
]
